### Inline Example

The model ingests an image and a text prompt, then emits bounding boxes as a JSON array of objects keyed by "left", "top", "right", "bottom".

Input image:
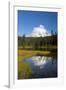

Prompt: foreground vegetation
[{"left": 18, "top": 49, "right": 51, "bottom": 61}]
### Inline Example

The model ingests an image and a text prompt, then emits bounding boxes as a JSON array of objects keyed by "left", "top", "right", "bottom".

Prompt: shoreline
[{"left": 18, "top": 49, "right": 57, "bottom": 62}]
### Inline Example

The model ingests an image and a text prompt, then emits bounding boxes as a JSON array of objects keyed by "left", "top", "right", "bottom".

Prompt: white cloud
[{"left": 26, "top": 25, "right": 51, "bottom": 37}]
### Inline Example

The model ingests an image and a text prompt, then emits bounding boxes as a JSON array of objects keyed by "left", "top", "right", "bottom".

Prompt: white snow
[{"left": 26, "top": 25, "right": 51, "bottom": 37}]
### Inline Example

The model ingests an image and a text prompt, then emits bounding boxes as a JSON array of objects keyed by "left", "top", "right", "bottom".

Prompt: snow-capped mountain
[{"left": 27, "top": 25, "right": 51, "bottom": 37}]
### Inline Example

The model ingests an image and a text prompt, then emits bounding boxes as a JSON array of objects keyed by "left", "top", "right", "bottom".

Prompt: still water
[{"left": 22, "top": 56, "right": 57, "bottom": 78}]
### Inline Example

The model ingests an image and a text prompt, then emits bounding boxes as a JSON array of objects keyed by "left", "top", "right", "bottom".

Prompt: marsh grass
[
  {"left": 18, "top": 50, "right": 51, "bottom": 61},
  {"left": 18, "top": 62, "right": 32, "bottom": 79}
]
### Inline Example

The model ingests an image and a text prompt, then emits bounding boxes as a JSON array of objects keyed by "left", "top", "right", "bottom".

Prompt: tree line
[{"left": 18, "top": 33, "right": 57, "bottom": 52}]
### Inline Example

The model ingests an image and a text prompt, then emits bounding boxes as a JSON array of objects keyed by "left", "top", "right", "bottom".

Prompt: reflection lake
[{"left": 22, "top": 56, "right": 57, "bottom": 78}]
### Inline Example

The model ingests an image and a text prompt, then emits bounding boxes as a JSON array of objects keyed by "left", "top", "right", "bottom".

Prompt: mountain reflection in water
[{"left": 22, "top": 56, "right": 57, "bottom": 78}]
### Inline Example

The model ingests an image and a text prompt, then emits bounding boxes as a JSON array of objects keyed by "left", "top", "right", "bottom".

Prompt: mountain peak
[{"left": 26, "top": 25, "right": 51, "bottom": 37}]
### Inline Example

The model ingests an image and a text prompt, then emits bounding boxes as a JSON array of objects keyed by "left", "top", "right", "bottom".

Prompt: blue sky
[{"left": 18, "top": 10, "right": 57, "bottom": 36}]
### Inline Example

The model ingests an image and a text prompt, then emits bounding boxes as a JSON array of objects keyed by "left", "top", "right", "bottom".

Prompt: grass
[
  {"left": 18, "top": 50, "right": 51, "bottom": 62},
  {"left": 18, "top": 62, "right": 32, "bottom": 79}
]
